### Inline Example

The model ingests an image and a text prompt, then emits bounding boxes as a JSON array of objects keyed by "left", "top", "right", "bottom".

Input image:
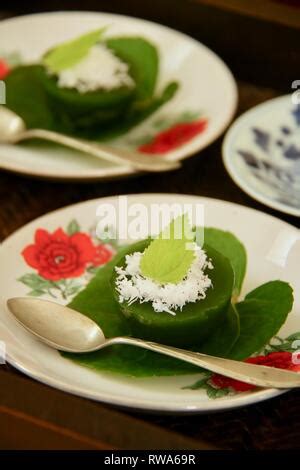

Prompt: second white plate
[{"left": 0, "top": 11, "right": 237, "bottom": 181}]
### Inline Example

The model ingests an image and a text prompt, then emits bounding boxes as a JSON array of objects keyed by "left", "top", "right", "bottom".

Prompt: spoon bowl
[
  {"left": 7, "top": 297, "right": 105, "bottom": 352},
  {"left": 0, "top": 106, "right": 26, "bottom": 142}
]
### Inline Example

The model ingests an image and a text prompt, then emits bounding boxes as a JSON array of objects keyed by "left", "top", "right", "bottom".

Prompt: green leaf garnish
[
  {"left": 204, "top": 228, "right": 247, "bottom": 299},
  {"left": 106, "top": 36, "right": 158, "bottom": 100},
  {"left": 140, "top": 215, "right": 195, "bottom": 284},
  {"left": 5, "top": 65, "right": 56, "bottom": 130},
  {"left": 43, "top": 28, "right": 106, "bottom": 73},
  {"left": 228, "top": 281, "right": 293, "bottom": 360}
]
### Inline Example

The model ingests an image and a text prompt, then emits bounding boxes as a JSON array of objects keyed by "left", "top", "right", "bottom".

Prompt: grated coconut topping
[
  {"left": 57, "top": 44, "right": 135, "bottom": 93},
  {"left": 115, "top": 249, "right": 213, "bottom": 315}
]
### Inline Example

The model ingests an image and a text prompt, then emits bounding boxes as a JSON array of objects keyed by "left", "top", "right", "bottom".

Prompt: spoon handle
[
  {"left": 15, "top": 129, "right": 180, "bottom": 173},
  {"left": 108, "top": 336, "right": 300, "bottom": 389}
]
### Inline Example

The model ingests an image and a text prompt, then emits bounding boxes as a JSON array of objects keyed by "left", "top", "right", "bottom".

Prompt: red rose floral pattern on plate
[
  {"left": 184, "top": 334, "right": 300, "bottom": 398},
  {"left": 19, "top": 219, "right": 114, "bottom": 301},
  {"left": 126, "top": 111, "right": 208, "bottom": 154},
  {"left": 139, "top": 119, "right": 208, "bottom": 154}
]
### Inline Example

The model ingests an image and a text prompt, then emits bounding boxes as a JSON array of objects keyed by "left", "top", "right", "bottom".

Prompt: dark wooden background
[{"left": 1, "top": 1, "right": 300, "bottom": 450}]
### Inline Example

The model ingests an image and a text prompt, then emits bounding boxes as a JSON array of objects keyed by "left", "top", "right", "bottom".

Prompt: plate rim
[
  {"left": 0, "top": 10, "right": 238, "bottom": 181},
  {"left": 222, "top": 94, "right": 300, "bottom": 217},
  {"left": 0, "top": 193, "right": 297, "bottom": 413}
]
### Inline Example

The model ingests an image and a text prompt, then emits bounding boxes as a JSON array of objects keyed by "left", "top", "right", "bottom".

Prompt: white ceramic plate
[
  {"left": 0, "top": 11, "right": 237, "bottom": 181},
  {"left": 0, "top": 193, "right": 299, "bottom": 414},
  {"left": 223, "top": 95, "right": 300, "bottom": 217}
]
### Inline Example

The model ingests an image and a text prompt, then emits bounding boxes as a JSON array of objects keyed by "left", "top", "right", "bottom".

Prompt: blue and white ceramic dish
[{"left": 223, "top": 95, "right": 300, "bottom": 216}]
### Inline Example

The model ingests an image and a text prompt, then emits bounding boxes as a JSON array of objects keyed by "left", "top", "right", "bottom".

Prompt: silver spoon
[
  {"left": 6, "top": 296, "right": 300, "bottom": 389},
  {"left": 0, "top": 107, "right": 180, "bottom": 173}
]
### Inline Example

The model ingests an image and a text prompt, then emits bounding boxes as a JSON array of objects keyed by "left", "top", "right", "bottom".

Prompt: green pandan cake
[
  {"left": 38, "top": 66, "right": 135, "bottom": 131},
  {"left": 5, "top": 28, "right": 179, "bottom": 139},
  {"left": 64, "top": 217, "right": 293, "bottom": 378},
  {"left": 37, "top": 30, "right": 173, "bottom": 133},
  {"left": 111, "top": 239, "right": 234, "bottom": 347},
  {"left": 39, "top": 31, "right": 139, "bottom": 130}
]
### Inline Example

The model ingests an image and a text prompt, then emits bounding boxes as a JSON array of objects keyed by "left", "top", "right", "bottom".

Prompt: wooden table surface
[{"left": 1, "top": 6, "right": 300, "bottom": 450}]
